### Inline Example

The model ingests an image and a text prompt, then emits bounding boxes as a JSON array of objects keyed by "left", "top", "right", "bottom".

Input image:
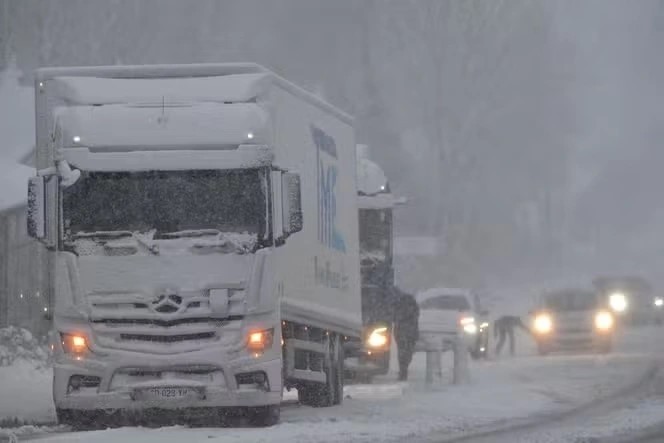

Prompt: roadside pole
[
  {"left": 425, "top": 350, "right": 443, "bottom": 385},
  {"left": 453, "top": 335, "right": 469, "bottom": 384}
]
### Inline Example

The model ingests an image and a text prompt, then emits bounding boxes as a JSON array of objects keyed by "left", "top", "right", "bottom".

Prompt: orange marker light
[
  {"left": 61, "top": 333, "right": 88, "bottom": 355},
  {"left": 247, "top": 329, "right": 274, "bottom": 353}
]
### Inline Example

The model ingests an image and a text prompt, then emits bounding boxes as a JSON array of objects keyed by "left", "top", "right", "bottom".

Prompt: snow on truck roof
[
  {"left": 37, "top": 63, "right": 352, "bottom": 124},
  {"left": 49, "top": 73, "right": 271, "bottom": 105},
  {"left": 356, "top": 144, "right": 405, "bottom": 209}
]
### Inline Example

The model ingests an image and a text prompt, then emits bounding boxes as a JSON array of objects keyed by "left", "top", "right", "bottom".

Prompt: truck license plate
[{"left": 143, "top": 387, "right": 197, "bottom": 400}]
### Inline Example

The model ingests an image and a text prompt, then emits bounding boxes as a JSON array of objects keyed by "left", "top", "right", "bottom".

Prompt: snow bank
[
  {"left": 0, "top": 327, "right": 53, "bottom": 423},
  {"left": 0, "top": 326, "right": 49, "bottom": 367},
  {"left": 0, "top": 359, "right": 54, "bottom": 423},
  {"left": 0, "top": 63, "right": 34, "bottom": 210}
]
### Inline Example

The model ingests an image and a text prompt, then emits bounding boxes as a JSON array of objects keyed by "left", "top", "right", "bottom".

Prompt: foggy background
[{"left": 2, "top": 0, "right": 663, "bottom": 298}]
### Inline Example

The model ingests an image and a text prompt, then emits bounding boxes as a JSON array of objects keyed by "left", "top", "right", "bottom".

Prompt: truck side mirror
[
  {"left": 27, "top": 176, "right": 46, "bottom": 240},
  {"left": 282, "top": 172, "right": 303, "bottom": 234}
]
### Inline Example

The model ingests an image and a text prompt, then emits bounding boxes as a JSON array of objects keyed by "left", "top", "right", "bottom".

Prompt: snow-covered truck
[
  {"left": 344, "top": 145, "right": 402, "bottom": 379},
  {"left": 26, "top": 63, "right": 361, "bottom": 427}
]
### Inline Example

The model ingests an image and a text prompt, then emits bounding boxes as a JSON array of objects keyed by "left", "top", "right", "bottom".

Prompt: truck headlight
[
  {"left": 247, "top": 329, "right": 274, "bottom": 355},
  {"left": 459, "top": 316, "right": 477, "bottom": 334},
  {"left": 609, "top": 292, "right": 628, "bottom": 313},
  {"left": 463, "top": 323, "right": 478, "bottom": 334},
  {"left": 594, "top": 311, "right": 614, "bottom": 331},
  {"left": 654, "top": 297, "right": 663, "bottom": 308},
  {"left": 533, "top": 314, "right": 553, "bottom": 334},
  {"left": 60, "top": 333, "right": 89, "bottom": 356},
  {"left": 366, "top": 326, "right": 389, "bottom": 349}
]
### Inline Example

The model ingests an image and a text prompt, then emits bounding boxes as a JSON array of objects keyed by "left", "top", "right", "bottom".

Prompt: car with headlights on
[
  {"left": 415, "top": 288, "right": 480, "bottom": 354},
  {"left": 531, "top": 289, "right": 614, "bottom": 355}
]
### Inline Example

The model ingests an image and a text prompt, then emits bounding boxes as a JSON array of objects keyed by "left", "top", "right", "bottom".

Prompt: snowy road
[
  {"left": 436, "top": 327, "right": 664, "bottom": 443},
  {"left": 1, "top": 327, "right": 662, "bottom": 443},
  {"left": 440, "top": 359, "right": 662, "bottom": 443}
]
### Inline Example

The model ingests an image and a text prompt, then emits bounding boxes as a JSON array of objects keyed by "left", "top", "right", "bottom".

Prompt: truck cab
[{"left": 344, "top": 145, "right": 402, "bottom": 379}]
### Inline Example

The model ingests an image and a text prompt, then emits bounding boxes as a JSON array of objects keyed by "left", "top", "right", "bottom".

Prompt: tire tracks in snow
[{"left": 428, "top": 359, "right": 658, "bottom": 443}]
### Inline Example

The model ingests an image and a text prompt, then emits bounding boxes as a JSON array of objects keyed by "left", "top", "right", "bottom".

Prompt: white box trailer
[{"left": 27, "top": 63, "right": 361, "bottom": 427}]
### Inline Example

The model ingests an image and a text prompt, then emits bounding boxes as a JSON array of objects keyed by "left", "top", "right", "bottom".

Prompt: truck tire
[
  {"left": 298, "top": 334, "right": 342, "bottom": 407},
  {"left": 56, "top": 408, "right": 98, "bottom": 430},
  {"left": 248, "top": 405, "right": 280, "bottom": 427}
]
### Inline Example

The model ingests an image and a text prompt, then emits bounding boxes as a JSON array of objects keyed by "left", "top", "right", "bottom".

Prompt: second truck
[{"left": 344, "top": 144, "right": 402, "bottom": 380}]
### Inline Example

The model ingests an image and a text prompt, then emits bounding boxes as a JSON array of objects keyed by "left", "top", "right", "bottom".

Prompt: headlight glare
[
  {"left": 366, "top": 326, "right": 389, "bottom": 349},
  {"left": 609, "top": 292, "right": 628, "bottom": 313},
  {"left": 463, "top": 323, "right": 478, "bottom": 334},
  {"left": 60, "top": 333, "right": 89, "bottom": 355},
  {"left": 533, "top": 314, "right": 553, "bottom": 334},
  {"left": 594, "top": 311, "right": 614, "bottom": 331}
]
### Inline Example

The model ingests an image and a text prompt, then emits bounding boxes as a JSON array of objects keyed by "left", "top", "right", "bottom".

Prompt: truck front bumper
[{"left": 54, "top": 349, "right": 282, "bottom": 411}]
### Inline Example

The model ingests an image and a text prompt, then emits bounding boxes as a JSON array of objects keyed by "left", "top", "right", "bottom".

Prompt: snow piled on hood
[{"left": 0, "top": 63, "right": 34, "bottom": 211}]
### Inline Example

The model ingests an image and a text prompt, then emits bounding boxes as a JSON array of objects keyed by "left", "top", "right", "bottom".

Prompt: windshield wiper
[
  {"left": 72, "top": 231, "right": 160, "bottom": 255},
  {"left": 155, "top": 229, "right": 221, "bottom": 239}
]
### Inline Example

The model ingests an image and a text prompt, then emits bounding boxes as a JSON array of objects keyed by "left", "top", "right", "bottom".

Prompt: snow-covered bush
[{"left": 0, "top": 326, "right": 50, "bottom": 367}]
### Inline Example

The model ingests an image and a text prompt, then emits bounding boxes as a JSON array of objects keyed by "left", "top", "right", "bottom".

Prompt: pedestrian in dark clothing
[
  {"left": 494, "top": 315, "right": 529, "bottom": 356},
  {"left": 393, "top": 288, "right": 419, "bottom": 381}
]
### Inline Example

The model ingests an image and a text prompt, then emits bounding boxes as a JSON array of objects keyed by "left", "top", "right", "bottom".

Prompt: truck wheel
[
  {"left": 298, "top": 334, "right": 341, "bottom": 407},
  {"left": 56, "top": 408, "right": 98, "bottom": 430},
  {"left": 248, "top": 405, "right": 280, "bottom": 427}
]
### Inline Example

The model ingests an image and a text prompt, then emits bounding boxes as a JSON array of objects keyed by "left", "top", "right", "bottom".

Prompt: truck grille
[
  {"left": 92, "top": 316, "right": 243, "bottom": 327},
  {"left": 87, "top": 289, "right": 246, "bottom": 353},
  {"left": 120, "top": 331, "right": 216, "bottom": 343}
]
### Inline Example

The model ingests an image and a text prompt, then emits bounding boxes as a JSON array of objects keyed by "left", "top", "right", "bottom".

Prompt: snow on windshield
[{"left": 63, "top": 169, "right": 268, "bottom": 240}]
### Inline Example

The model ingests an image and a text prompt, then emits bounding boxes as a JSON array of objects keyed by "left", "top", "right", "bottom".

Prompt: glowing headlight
[
  {"left": 609, "top": 292, "right": 628, "bottom": 313},
  {"left": 654, "top": 297, "right": 663, "bottom": 308},
  {"left": 459, "top": 316, "right": 477, "bottom": 334},
  {"left": 60, "top": 333, "right": 89, "bottom": 355},
  {"left": 533, "top": 314, "right": 553, "bottom": 334},
  {"left": 366, "top": 326, "right": 389, "bottom": 349},
  {"left": 594, "top": 311, "right": 614, "bottom": 331},
  {"left": 463, "top": 323, "right": 478, "bottom": 334}
]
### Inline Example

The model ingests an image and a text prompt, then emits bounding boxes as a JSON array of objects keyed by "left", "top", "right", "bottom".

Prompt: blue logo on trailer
[{"left": 312, "top": 125, "right": 346, "bottom": 252}]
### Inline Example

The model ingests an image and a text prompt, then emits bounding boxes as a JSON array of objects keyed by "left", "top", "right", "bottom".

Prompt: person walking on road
[
  {"left": 393, "top": 288, "right": 419, "bottom": 381},
  {"left": 494, "top": 315, "right": 529, "bottom": 356}
]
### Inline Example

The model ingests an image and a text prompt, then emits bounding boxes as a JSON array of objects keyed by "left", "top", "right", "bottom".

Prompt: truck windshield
[
  {"left": 359, "top": 208, "right": 392, "bottom": 264},
  {"left": 62, "top": 169, "right": 268, "bottom": 241}
]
